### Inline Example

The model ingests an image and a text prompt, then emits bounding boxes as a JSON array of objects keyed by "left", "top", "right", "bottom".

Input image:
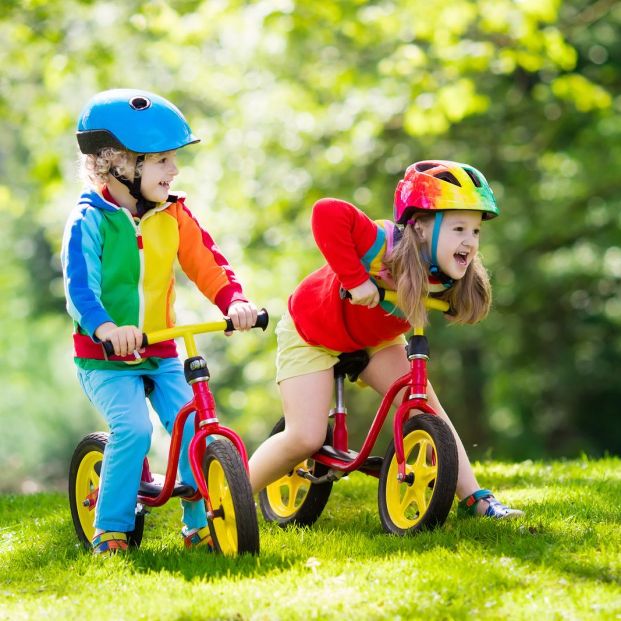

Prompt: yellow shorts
[{"left": 275, "top": 311, "right": 406, "bottom": 384}]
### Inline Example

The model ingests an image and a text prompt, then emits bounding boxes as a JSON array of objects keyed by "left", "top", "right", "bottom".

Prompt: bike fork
[{"left": 393, "top": 332, "right": 432, "bottom": 481}]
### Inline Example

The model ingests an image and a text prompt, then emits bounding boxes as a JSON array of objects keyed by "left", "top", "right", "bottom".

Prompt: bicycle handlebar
[
  {"left": 102, "top": 308, "right": 269, "bottom": 356},
  {"left": 339, "top": 286, "right": 449, "bottom": 313}
]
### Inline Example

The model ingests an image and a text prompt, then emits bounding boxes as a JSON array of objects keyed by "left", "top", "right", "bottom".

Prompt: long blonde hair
[{"left": 385, "top": 218, "right": 492, "bottom": 327}]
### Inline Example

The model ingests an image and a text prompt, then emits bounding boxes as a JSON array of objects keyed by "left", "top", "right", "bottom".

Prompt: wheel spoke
[
  {"left": 399, "top": 483, "right": 418, "bottom": 515},
  {"left": 412, "top": 482, "right": 429, "bottom": 514},
  {"left": 209, "top": 460, "right": 237, "bottom": 552},
  {"left": 411, "top": 439, "right": 437, "bottom": 487},
  {"left": 285, "top": 474, "right": 308, "bottom": 510}
]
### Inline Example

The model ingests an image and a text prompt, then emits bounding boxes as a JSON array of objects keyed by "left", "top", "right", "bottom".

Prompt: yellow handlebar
[
  {"left": 381, "top": 289, "right": 450, "bottom": 313},
  {"left": 145, "top": 320, "right": 230, "bottom": 358},
  {"left": 144, "top": 309, "right": 269, "bottom": 358}
]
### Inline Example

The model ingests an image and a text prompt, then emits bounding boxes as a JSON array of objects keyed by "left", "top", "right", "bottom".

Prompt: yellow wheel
[
  {"left": 378, "top": 414, "right": 457, "bottom": 535},
  {"left": 204, "top": 439, "right": 259, "bottom": 555},
  {"left": 258, "top": 417, "right": 333, "bottom": 527},
  {"left": 68, "top": 432, "right": 144, "bottom": 550}
]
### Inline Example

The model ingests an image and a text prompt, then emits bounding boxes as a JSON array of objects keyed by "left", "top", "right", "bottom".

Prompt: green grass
[{"left": 1, "top": 457, "right": 619, "bottom": 621}]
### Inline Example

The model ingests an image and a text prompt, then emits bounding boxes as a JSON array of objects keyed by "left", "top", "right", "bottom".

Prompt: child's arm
[
  {"left": 311, "top": 197, "right": 382, "bottom": 293},
  {"left": 174, "top": 200, "right": 250, "bottom": 316},
  {"left": 61, "top": 206, "right": 114, "bottom": 338}
]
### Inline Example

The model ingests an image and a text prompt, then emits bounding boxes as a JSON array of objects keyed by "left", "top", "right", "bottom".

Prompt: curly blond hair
[{"left": 79, "top": 147, "right": 154, "bottom": 186}]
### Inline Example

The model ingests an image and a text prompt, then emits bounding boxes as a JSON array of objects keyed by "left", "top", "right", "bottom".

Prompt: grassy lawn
[{"left": 0, "top": 457, "right": 619, "bottom": 620}]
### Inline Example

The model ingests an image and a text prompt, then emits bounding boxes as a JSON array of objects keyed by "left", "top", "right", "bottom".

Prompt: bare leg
[
  {"left": 249, "top": 369, "right": 334, "bottom": 494},
  {"left": 360, "top": 345, "right": 481, "bottom": 502}
]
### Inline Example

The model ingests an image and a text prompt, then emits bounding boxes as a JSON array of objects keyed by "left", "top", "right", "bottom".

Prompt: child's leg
[
  {"left": 77, "top": 368, "right": 153, "bottom": 533},
  {"left": 147, "top": 358, "right": 207, "bottom": 530},
  {"left": 359, "top": 345, "right": 481, "bottom": 500},
  {"left": 248, "top": 369, "right": 334, "bottom": 494}
]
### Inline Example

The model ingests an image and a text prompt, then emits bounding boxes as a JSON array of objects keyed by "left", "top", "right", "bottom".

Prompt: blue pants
[{"left": 77, "top": 357, "right": 207, "bottom": 532}]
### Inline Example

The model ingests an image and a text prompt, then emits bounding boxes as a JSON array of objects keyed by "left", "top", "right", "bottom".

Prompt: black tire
[
  {"left": 203, "top": 439, "right": 260, "bottom": 555},
  {"left": 378, "top": 414, "right": 458, "bottom": 535},
  {"left": 68, "top": 432, "right": 145, "bottom": 550},
  {"left": 258, "top": 417, "right": 333, "bottom": 528}
]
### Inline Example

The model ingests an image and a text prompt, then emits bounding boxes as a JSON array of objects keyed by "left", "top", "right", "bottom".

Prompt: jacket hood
[{"left": 78, "top": 188, "right": 119, "bottom": 212}]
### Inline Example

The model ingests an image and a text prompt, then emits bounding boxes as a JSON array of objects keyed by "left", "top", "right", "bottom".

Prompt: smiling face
[
  {"left": 414, "top": 210, "right": 483, "bottom": 280},
  {"left": 139, "top": 150, "right": 179, "bottom": 203}
]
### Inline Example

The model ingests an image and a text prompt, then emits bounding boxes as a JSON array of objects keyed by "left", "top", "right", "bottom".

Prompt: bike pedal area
[
  {"left": 317, "top": 446, "right": 384, "bottom": 472},
  {"left": 138, "top": 473, "right": 196, "bottom": 499}
]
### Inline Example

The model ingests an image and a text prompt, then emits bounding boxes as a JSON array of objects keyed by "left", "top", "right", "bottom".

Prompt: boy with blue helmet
[
  {"left": 62, "top": 89, "right": 257, "bottom": 554},
  {"left": 76, "top": 88, "right": 200, "bottom": 217}
]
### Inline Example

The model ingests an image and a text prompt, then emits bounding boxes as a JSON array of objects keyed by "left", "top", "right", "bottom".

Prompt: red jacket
[{"left": 289, "top": 198, "right": 410, "bottom": 352}]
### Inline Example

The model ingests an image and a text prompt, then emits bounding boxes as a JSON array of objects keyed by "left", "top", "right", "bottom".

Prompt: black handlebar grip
[
  {"left": 339, "top": 286, "right": 385, "bottom": 301},
  {"left": 102, "top": 333, "right": 149, "bottom": 357},
  {"left": 224, "top": 308, "right": 269, "bottom": 332},
  {"left": 254, "top": 308, "right": 269, "bottom": 330}
]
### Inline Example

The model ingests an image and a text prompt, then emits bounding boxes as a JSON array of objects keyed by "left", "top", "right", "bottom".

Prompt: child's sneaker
[
  {"left": 91, "top": 531, "right": 128, "bottom": 555},
  {"left": 458, "top": 489, "right": 524, "bottom": 519},
  {"left": 181, "top": 525, "right": 214, "bottom": 550}
]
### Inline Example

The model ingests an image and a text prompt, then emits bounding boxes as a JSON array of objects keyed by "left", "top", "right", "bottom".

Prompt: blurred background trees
[{"left": 1, "top": 0, "right": 619, "bottom": 492}]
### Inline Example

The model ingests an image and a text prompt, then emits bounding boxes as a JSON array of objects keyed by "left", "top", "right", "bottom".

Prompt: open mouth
[{"left": 454, "top": 251, "right": 469, "bottom": 266}]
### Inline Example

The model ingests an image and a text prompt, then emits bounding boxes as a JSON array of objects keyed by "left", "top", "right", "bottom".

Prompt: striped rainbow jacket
[{"left": 61, "top": 188, "right": 247, "bottom": 344}]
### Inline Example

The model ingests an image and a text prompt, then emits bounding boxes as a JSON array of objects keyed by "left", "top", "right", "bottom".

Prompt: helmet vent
[
  {"left": 415, "top": 162, "right": 436, "bottom": 173},
  {"left": 463, "top": 168, "right": 482, "bottom": 187},
  {"left": 129, "top": 96, "right": 151, "bottom": 111},
  {"left": 435, "top": 171, "right": 461, "bottom": 187}
]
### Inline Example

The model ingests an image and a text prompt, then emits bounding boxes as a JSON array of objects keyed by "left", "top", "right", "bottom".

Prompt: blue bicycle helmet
[
  {"left": 76, "top": 88, "right": 199, "bottom": 154},
  {"left": 76, "top": 89, "right": 199, "bottom": 215}
]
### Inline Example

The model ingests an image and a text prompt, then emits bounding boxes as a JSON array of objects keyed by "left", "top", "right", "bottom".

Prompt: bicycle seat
[{"left": 334, "top": 350, "right": 370, "bottom": 382}]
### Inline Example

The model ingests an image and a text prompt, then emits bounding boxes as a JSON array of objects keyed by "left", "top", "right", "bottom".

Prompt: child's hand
[
  {"left": 95, "top": 322, "right": 145, "bottom": 356},
  {"left": 348, "top": 280, "right": 380, "bottom": 308},
  {"left": 226, "top": 301, "right": 259, "bottom": 335}
]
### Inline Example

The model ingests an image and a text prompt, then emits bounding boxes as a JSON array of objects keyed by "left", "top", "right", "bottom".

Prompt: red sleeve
[{"left": 311, "top": 198, "right": 380, "bottom": 290}]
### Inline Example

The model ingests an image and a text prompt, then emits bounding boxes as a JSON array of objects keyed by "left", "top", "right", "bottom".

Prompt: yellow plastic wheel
[
  {"left": 73, "top": 448, "right": 102, "bottom": 543},
  {"left": 378, "top": 414, "right": 458, "bottom": 535},
  {"left": 258, "top": 417, "right": 333, "bottom": 527},
  {"left": 204, "top": 439, "right": 259, "bottom": 556},
  {"left": 68, "top": 432, "right": 144, "bottom": 550}
]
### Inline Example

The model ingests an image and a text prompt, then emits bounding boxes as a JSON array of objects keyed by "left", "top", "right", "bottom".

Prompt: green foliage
[
  {"left": 1, "top": 459, "right": 620, "bottom": 620},
  {"left": 0, "top": 0, "right": 619, "bottom": 491}
]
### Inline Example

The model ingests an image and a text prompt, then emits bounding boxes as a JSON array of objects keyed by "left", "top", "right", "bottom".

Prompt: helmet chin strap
[
  {"left": 111, "top": 154, "right": 156, "bottom": 217},
  {"left": 428, "top": 211, "right": 454, "bottom": 289}
]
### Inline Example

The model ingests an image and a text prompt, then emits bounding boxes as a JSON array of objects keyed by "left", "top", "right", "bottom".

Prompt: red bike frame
[
  {"left": 105, "top": 313, "right": 268, "bottom": 514},
  {"left": 137, "top": 379, "right": 249, "bottom": 510},
  {"left": 311, "top": 295, "right": 448, "bottom": 481}
]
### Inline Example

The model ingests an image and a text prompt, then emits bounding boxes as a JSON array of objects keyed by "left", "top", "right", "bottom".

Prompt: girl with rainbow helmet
[
  {"left": 394, "top": 159, "right": 499, "bottom": 288},
  {"left": 248, "top": 159, "right": 523, "bottom": 520}
]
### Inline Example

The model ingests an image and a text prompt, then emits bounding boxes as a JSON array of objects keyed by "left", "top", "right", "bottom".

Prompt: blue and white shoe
[{"left": 458, "top": 489, "right": 524, "bottom": 519}]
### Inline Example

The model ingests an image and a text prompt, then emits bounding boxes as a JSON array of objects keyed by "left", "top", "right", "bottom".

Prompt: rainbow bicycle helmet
[
  {"left": 76, "top": 89, "right": 199, "bottom": 215},
  {"left": 393, "top": 160, "right": 499, "bottom": 287},
  {"left": 393, "top": 160, "right": 498, "bottom": 225}
]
